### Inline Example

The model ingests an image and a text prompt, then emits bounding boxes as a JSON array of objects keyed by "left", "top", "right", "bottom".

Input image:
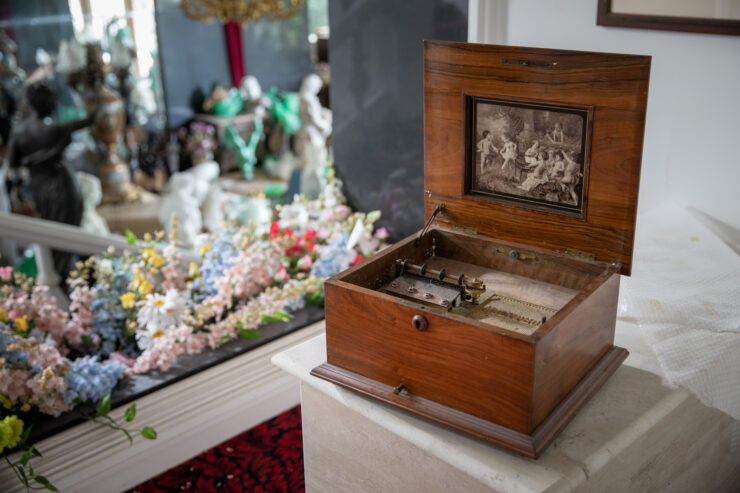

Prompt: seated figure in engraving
[
  {"left": 559, "top": 151, "right": 580, "bottom": 204},
  {"left": 519, "top": 151, "right": 550, "bottom": 192},
  {"left": 549, "top": 150, "right": 567, "bottom": 181},
  {"left": 524, "top": 140, "right": 540, "bottom": 164}
]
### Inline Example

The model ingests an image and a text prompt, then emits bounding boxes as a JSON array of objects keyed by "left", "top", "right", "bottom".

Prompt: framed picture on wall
[{"left": 597, "top": 0, "right": 740, "bottom": 36}]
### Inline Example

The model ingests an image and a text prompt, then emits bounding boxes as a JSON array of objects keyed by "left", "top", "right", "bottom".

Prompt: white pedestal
[{"left": 272, "top": 330, "right": 740, "bottom": 493}]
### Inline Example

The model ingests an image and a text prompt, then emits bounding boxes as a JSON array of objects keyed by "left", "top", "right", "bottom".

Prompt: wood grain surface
[
  {"left": 531, "top": 268, "right": 620, "bottom": 427},
  {"left": 423, "top": 41, "right": 650, "bottom": 276},
  {"left": 324, "top": 278, "right": 535, "bottom": 433},
  {"left": 324, "top": 225, "right": 621, "bottom": 435}
]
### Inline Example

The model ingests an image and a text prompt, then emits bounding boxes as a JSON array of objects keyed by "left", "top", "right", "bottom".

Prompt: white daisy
[
  {"left": 135, "top": 327, "right": 164, "bottom": 351},
  {"left": 277, "top": 202, "right": 310, "bottom": 230},
  {"left": 136, "top": 289, "right": 187, "bottom": 331}
]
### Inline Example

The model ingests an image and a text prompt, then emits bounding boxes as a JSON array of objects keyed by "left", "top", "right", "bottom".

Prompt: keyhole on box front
[{"left": 412, "top": 315, "right": 428, "bottom": 331}]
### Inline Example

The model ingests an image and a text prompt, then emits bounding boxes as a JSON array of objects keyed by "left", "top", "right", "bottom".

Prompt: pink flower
[
  {"left": 0, "top": 266, "right": 12, "bottom": 280},
  {"left": 109, "top": 352, "right": 137, "bottom": 368},
  {"left": 0, "top": 368, "right": 31, "bottom": 401},
  {"left": 298, "top": 255, "right": 313, "bottom": 270},
  {"left": 161, "top": 244, "right": 186, "bottom": 291},
  {"left": 26, "top": 343, "right": 64, "bottom": 368},
  {"left": 185, "top": 335, "right": 205, "bottom": 354},
  {"left": 275, "top": 265, "right": 289, "bottom": 282},
  {"left": 375, "top": 227, "right": 389, "bottom": 240},
  {"left": 132, "top": 352, "right": 155, "bottom": 374},
  {"left": 173, "top": 324, "right": 191, "bottom": 342},
  {"left": 37, "top": 395, "right": 72, "bottom": 417}
]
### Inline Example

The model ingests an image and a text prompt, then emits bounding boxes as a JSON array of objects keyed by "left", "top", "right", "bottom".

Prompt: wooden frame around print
[{"left": 465, "top": 96, "right": 590, "bottom": 216}]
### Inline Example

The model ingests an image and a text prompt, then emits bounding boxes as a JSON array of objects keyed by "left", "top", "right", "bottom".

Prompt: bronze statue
[
  {"left": 6, "top": 81, "right": 98, "bottom": 275},
  {"left": 61, "top": 39, "right": 139, "bottom": 204}
]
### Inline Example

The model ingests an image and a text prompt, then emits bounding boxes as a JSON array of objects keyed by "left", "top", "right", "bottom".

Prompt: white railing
[
  {"left": 0, "top": 212, "right": 198, "bottom": 261},
  {"left": 0, "top": 212, "right": 198, "bottom": 306}
]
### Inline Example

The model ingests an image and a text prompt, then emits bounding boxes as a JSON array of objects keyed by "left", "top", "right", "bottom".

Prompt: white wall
[{"left": 471, "top": 0, "right": 740, "bottom": 229}]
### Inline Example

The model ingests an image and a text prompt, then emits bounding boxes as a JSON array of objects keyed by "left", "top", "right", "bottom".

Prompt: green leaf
[
  {"left": 236, "top": 321, "right": 244, "bottom": 329},
  {"left": 124, "top": 229, "right": 137, "bottom": 246},
  {"left": 34, "top": 475, "right": 58, "bottom": 491},
  {"left": 20, "top": 447, "right": 32, "bottom": 466},
  {"left": 124, "top": 403, "right": 136, "bottom": 422},
  {"left": 28, "top": 465, "right": 34, "bottom": 478},
  {"left": 365, "top": 210, "right": 381, "bottom": 224},
  {"left": 141, "top": 427, "right": 157, "bottom": 440},
  {"left": 30, "top": 446, "right": 42, "bottom": 458},
  {"left": 96, "top": 394, "right": 111, "bottom": 417},
  {"left": 217, "top": 335, "right": 231, "bottom": 346},
  {"left": 81, "top": 334, "right": 94, "bottom": 348},
  {"left": 19, "top": 423, "right": 33, "bottom": 447},
  {"left": 261, "top": 311, "right": 293, "bottom": 324},
  {"left": 307, "top": 289, "right": 324, "bottom": 306},
  {"left": 239, "top": 329, "right": 261, "bottom": 339},
  {"left": 18, "top": 466, "right": 28, "bottom": 486}
]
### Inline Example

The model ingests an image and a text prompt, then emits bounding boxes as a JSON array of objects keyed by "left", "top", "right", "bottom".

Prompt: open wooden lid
[{"left": 423, "top": 41, "right": 650, "bottom": 276}]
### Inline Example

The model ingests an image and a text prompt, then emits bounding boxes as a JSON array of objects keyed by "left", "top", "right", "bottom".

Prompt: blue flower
[
  {"left": 0, "top": 330, "right": 28, "bottom": 366},
  {"left": 285, "top": 295, "right": 306, "bottom": 312},
  {"left": 192, "top": 228, "right": 237, "bottom": 302},
  {"left": 89, "top": 291, "right": 127, "bottom": 357},
  {"left": 63, "top": 356, "right": 126, "bottom": 404},
  {"left": 88, "top": 270, "right": 131, "bottom": 357},
  {"left": 310, "top": 233, "right": 352, "bottom": 279}
]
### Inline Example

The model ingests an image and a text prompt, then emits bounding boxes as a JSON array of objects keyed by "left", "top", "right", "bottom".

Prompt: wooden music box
[{"left": 312, "top": 41, "right": 651, "bottom": 458}]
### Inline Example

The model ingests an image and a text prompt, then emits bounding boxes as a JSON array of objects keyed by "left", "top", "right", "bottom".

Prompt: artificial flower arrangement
[
  {"left": 178, "top": 120, "right": 217, "bottom": 164},
  {"left": 0, "top": 175, "right": 387, "bottom": 490}
]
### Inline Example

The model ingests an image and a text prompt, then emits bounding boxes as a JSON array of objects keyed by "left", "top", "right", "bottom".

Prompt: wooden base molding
[{"left": 312, "top": 345, "right": 628, "bottom": 458}]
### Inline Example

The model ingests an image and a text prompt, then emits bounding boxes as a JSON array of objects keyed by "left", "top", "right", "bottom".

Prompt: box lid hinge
[
  {"left": 452, "top": 224, "right": 477, "bottom": 236},
  {"left": 564, "top": 248, "right": 597, "bottom": 262}
]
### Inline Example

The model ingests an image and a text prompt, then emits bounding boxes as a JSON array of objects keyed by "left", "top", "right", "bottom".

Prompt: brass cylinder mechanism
[{"left": 384, "top": 259, "right": 486, "bottom": 309}]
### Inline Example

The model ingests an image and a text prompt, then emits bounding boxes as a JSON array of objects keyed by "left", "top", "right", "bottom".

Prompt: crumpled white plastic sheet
[{"left": 618, "top": 203, "right": 740, "bottom": 422}]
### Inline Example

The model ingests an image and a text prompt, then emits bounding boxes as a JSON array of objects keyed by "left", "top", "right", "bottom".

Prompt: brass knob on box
[{"left": 412, "top": 315, "right": 428, "bottom": 331}]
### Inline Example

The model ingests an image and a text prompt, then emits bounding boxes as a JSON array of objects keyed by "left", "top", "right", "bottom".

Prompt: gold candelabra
[{"left": 180, "top": 0, "right": 304, "bottom": 26}]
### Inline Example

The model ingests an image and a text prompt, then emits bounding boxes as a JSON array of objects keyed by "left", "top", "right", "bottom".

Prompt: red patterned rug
[{"left": 129, "top": 406, "right": 305, "bottom": 493}]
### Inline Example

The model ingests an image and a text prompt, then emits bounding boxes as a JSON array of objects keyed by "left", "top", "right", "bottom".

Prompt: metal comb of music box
[{"left": 312, "top": 41, "right": 651, "bottom": 458}]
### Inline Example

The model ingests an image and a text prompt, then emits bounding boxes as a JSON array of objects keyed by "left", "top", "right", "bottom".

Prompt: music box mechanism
[
  {"left": 382, "top": 202, "right": 557, "bottom": 331},
  {"left": 385, "top": 258, "right": 486, "bottom": 308}
]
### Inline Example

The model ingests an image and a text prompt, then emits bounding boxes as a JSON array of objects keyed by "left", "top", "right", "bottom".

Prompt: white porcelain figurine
[
  {"left": 159, "top": 173, "right": 202, "bottom": 247},
  {"left": 75, "top": 172, "right": 110, "bottom": 235},
  {"left": 186, "top": 161, "right": 224, "bottom": 230},
  {"left": 159, "top": 161, "right": 226, "bottom": 243},
  {"left": 296, "top": 74, "right": 332, "bottom": 200}
]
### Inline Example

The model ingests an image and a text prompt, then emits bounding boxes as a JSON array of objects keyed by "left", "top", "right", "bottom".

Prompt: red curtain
[{"left": 224, "top": 21, "right": 245, "bottom": 87}]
